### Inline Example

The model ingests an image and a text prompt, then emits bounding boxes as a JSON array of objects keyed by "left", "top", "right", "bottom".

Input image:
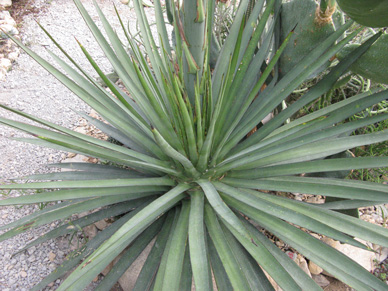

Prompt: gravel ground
[{"left": 0, "top": 0, "right": 141, "bottom": 289}]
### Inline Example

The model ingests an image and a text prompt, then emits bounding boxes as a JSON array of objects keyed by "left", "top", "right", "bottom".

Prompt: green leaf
[
  {"left": 57, "top": 184, "right": 190, "bottom": 290},
  {"left": 20, "top": 170, "right": 149, "bottom": 181},
  {"left": 220, "top": 22, "right": 358, "bottom": 158},
  {"left": 207, "top": 234, "right": 233, "bottom": 291},
  {"left": 238, "top": 215, "right": 323, "bottom": 291},
  {"left": 197, "top": 180, "right": 253, "bottom": 243},
  {"left": 218, "top": 127, "right": 388, "bottom": 173},
  {"left": 224, "top": 185, "right": 388, "bottom": 247},
  {"left": 0, "top": 187, "right": 164, "bottom": 205},
  {"left": 95, "top": 214, "right": 165, "bottom": 291},
  {"left": 151, "top": 126, "right": 199, "bottom": 179},
  {"left": 188, "top": 190, "right": 212, "bottom": 291},
  {"left": 0, "top": 176, "right": 175, "bottom": 190},
  {"left": 31, "top": 200, "right": 151, "bottom": 291},
  {"left": 152, "top": 208, "right": 181, "bottom": 290},
  {"left": 223, "top": 176, "right": 388, "bottom": 202},
  {"left": 179, "top": 244, "right": 193, "bottom": 291},
  {"left": 226, "top": 32, "right": 382, "bottom": 158},
  {"left": 229, "top": 156, "right": 388, "bottom": 179},
  {"left": 159, "top": 201, "right": 190, "bottom": 290},
  {"left": 15, "top": 201, "right": 142, "bottom": 254},
  {"left": 133, "top": 209, "right": 176, "bottom": 291},
  {"left": 219, "top": 222, "right": 277, "bottom": 291},
  {"left": 215, "top": 182, "right": 367, "bottom": 249},
  {"left": 228, "top": 200, "right": 387, "bottom": 290},
  {"left": 204, "top": 204, "right": 251, "bottom": 290},
  {"left": 0, "top": 195, "right": 144, "bottom": 242}
]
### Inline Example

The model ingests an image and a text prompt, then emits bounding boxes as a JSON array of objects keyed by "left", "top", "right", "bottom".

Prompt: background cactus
[
  {"left": 336, "top": 0, "right": 388, "bottom": 28},
  {"left": 337, "top": 33, "right": 388, "bottom": 84},
  {"left": 279, "top": 0, "right": 336, "bottom": 77}
]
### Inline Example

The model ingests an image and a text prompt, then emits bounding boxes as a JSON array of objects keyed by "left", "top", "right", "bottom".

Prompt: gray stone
[
  {"left": 308, "top": 260, "right": 323, "bottom": 275},
  {"left": 83, "top": 224, "right": 98, "bottom": 240},
  {"left": 312, "top": 274, "right": 330, "bottom": 287}
]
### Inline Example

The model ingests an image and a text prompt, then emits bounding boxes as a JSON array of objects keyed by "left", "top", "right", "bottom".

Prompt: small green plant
[{"left": 1, "top": 0, "right": 388, "bottom": 290}]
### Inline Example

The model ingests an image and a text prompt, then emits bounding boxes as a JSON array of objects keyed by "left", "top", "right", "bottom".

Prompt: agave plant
[{"left": 1, "top": 0, "right": 388, "bottom": 290}]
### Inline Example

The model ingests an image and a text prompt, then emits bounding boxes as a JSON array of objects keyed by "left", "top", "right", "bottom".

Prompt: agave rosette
[{"left": 1, "top": 0, "right": 388, "bottom": 290}]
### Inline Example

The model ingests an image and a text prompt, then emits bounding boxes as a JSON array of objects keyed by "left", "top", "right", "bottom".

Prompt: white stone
[
  {"left": 0, "top": 58, "right": 12, "bottom": 71},
  {"left": 0, "top": 12, "right": 16, "bottom": 27},
  {"left": 375, "top": 247, "right": 388, "bottom": 264},
  {"left": 296, "top": 255, "right": 312, "bottom": 278},
  {"left": 0, "top": 68, "right": 6, "bottom": 81},
  {"left": 337, "top": 242, "right": 377, "bottom": 272},
  {"left": 0, "top": 0, "right": 12, "bottom": 8},
  {"left": 0, "top": 24, "right": 18, "bottom": 36},
  {"left": 323, "top": 237, "right": 381, "bottom": 273},
  {"left": 7, "top": 51, "right": 19, "bottom": 62},
  {"left": 74, "top": 126, "right": 87, "bottom": 135},
  {"left": 121, "top": 0, "right": 129, "bottom": 4}
]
